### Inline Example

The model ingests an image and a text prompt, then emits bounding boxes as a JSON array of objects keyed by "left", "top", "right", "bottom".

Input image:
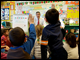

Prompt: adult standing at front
[{"left": 34, "top": 11, "right": 44, "bottom": 26}]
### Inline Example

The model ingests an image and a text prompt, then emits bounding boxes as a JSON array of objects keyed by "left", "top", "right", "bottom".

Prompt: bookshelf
[{"left": 64, "top": 25, "right": 79, "bottom": 34}]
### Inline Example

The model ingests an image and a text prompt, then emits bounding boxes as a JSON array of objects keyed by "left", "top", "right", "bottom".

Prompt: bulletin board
[
  {"left": 15, "top": 1, "right": 79, "bottom": 26},
  {"left": 65, "top": 1, "right": 79, "bottom": 5},
  {"left": 1, "top": 8, "right": 9, "bottom": 20},
  {"left": 13, "top": 14, "right": 28, "bottom": 33},
  {"left": 15, "top": 1, "right": 65, "bottom": 18},
  {"left": 1, "top": 1, "right": 10, "bottom": 21},
  {"left": 1, "top": 1, "right": 15, "bottom": 21},
  {"left": 67, "top": 4, "right": 79, "bottom": 18},
  {"left": 10, "top": 1, "right": 15, "bottom": 21}
]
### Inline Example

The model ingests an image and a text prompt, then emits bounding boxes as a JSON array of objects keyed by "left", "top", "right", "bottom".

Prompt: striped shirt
[{"left": 30, "top": 35, "right": 49, "bottom": 59}]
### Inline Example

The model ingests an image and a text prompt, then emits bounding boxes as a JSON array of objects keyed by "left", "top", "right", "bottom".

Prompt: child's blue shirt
[{"left": 9, "top": 24, "right": 36, "bottom": 54}]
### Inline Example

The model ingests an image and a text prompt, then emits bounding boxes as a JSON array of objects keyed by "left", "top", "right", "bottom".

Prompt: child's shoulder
[
  {"left": 1, "top": 35, "right": 5, "bottom": 37},
  {"left": 43, "top": 25, "right": 50, "bottom": 33},
  {"left": 1, "top": 35, "right": 5, "bottom": 39},
  {"left": 42, "top": 27, "right": 47, "bottom": 33}
]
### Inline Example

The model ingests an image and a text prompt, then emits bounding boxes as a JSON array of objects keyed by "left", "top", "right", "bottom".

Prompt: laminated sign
[{"left": 13, "top": 14, "right": 28, "bottom": 33}]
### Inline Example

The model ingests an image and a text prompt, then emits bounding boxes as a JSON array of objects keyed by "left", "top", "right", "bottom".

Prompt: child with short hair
[
  {"left": 1, "top": 29, "right": 9, "bottom": 46},
  {"left": 1, "top": 29, "right": 10, "bottom": 59},
  {"left": 1, "top": 28, "right": 13, "bottom": 48},
  {"left": 7, "top": 14, "right": 36, "bottom": 59},
  {"left": 41, "top": 8, "right": 67, "bottom": 59},
  {"left": 63, "top": 33, "right": 79, "bottom": 59},
  {"left": 30, "top": 25, "right": 49, "bottom": 59}
]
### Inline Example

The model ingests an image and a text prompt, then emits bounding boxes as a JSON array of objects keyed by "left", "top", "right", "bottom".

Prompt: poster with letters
[{"left": 13, "top": 14, "right": 28, "bottom": 33}]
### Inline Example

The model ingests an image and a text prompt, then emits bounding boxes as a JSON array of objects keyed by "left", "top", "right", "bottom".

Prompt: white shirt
[
  {"left": 59, "top": 19, "right": 65, "bottom": 29},
  {"left": 43, "top": 19, "right": 65, "bottom": 28},
  {"left": 63, "top": 42, "right": 79, "bottom": 59},
  {"left": 34, "top": 16, "right": 65, "bottom": 28},
  {"left": 34, "top": 17, "right": 44, "bottom": 26}
]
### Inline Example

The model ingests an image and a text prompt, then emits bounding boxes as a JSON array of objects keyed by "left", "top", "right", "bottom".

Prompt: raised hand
[{"left": 28, "top": 14, "right": 34, "bottom": 24}]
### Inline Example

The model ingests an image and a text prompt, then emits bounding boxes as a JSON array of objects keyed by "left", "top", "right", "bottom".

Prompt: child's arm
[
  {"left": 27, "top": 24, "right": 36, "bottom": 52},
  {"left": 4, "top": 45, "right": 10, "bottom": 51},
  {"left": 1, "top": 46, "right": 6, "bottom": 49},
  {"left": 41, "top": 28, "right": 48, "bottom": 59},
  {"left": 23, "top": 14, "right": 36, "bottom": 54}
]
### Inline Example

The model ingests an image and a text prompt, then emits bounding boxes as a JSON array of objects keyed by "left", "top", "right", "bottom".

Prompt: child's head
[
  {"left": 65, "top": 32, "right": 76, "bottom": 48},
  {"left": 9, "top": 27, "right": 25, "bottom": 46},
  {"left": 35, "top": 25, "right": 43, "bottom": 39},
  {"left": 45, "top": 8, "right": 59, "bottom": 24},
  {"left": 1, "top": 29, "right": 9, "bottom": 36}
]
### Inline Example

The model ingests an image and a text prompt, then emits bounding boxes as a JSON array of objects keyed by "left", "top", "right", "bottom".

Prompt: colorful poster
[
  {"left": 13, "top": 15, "right": 28, "bottom": 33},
  {"left": 69, "top": 18, "right": 79, "bottom": 26},
  {"left": 1, "top": 8, "right": 9, "bottom": 20},
  {"left": 16, "top": 5, "right": 22, "bottom": 14},
  {"left": 67, "top": 10, "right": 79, "bottom": 18},
  {"left": 65, "top": 1, "right": 79, "bottom": 5}
]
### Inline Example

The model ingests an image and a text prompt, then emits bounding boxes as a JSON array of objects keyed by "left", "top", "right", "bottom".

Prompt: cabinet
[{"left": 64, "top": 25, "right": 79, "bottom": 34}]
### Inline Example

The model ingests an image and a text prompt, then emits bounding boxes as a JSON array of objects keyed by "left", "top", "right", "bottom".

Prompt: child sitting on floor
[{"left": 63, "top": 33, "right": 79, "bottom": 59}]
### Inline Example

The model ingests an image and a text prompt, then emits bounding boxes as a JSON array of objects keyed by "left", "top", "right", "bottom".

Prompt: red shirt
[
  {"left": 1, "top": 35, "right": 8, "bottom": 46},
  {"left": 1, "top": 35, "right": 13, "bottom": 47},
  {"left": 6, "top": 40, "right": 13, "bottom": 47}
]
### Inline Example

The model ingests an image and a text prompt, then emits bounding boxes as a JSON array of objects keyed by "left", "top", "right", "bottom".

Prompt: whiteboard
[{"left": 13, "top": 14, "right": 28, "bottom": 33}]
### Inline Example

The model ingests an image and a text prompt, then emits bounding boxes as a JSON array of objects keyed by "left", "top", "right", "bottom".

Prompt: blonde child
[{"left": 30, "top": 25, "right": 49, "bottom": 59}]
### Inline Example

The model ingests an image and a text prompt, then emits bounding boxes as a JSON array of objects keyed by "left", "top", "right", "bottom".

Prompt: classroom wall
[
  {"left": 15, "top": 1, "right": 79, "bottom": 26},
  {"left": 1, "top": 1, "right": 15, "bottom": 28},
  {"left": 1, "top": 1, "right": 15, "bottom": 21},
  {"left": 1, "top": 1, "right": 79, "bottom": 28},
  {"left": 1, "top": 1, "right": 79, "bottom": 21},
  {"left": 15, "top": 1, "right": 79, "bottom": 18}
]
